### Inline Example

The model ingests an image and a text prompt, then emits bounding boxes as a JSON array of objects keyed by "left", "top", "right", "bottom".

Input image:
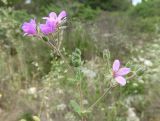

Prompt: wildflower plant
[{"left": 21, "top": 10, "right": 137, "bottom": 121}]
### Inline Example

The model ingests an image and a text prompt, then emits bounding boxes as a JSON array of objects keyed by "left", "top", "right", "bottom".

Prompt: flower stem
[
  {"left": 77, "top": 81, "right": 84, "bottom": 121},
  {"left": 88, "top": 84, "right": 117, "bottom": 110}
]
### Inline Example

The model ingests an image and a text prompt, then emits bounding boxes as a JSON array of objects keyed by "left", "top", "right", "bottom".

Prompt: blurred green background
[{"left": 0, "top": 0, "right": 160, "bottom": 121}]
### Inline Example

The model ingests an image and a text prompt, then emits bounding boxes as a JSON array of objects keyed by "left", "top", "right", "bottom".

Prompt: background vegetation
[{"left": 0, "top": 0, "right": 160, "bottom": 121}]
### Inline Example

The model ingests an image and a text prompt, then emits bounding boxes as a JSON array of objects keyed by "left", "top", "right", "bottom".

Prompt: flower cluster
[{"left": 21, "top": 10, "right": 67, "bottom": 36}]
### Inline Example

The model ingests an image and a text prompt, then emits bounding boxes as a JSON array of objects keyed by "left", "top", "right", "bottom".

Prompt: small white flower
[
  {"left": 139, "top": 57, "right": 145, "bottom": 62},
  {"left": 56, "top": 88, "right": 64, "bottom": 94},
  {"left": 80, "top": 67, "right": 97, "bottom": 79},
  {"left": 25, "top": 0, "right": 31, "bottom": 4},
  {"left": 65, "top": 112, "right": 76, "bottom": 121},
  {"left": 57, "top": 103, "right": 66, "bottom": 111},
  {"left": 144, "top": 60, "right": 153, "bottom": 67},
  {"left": 28, "top": 87, "right": 37, "bottom": 95},
  {"left": 82, "top": 99, "right": 88, "bottom": 105}
]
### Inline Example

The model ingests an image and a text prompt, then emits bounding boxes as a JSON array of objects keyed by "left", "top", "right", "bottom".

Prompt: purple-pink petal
[
  {"left": 49, "top": 12, "right": 57, "bottom": 19},
  {"left": 21, "top": 19, "right": 37, "bottom": 36},
  {"left": 115, "top": 76, "right": 126, "bottom": 86},
  {"left": 43, "top": 12, "right": 57, "bottom": 20},
  {"left": 30, "top": 19, "right": 36, "bottom": 24},
  {"left": 42, "top": 11, "right": 67, "bottom": 26},
  {"left": 112, "top": 60, "right": 120, "bottom": 72},
  {"left": 40, "top": 24, "right": 51, "bottom": 35},
  {"left": 57, "top": 10, "right": 67, "bottom": 21},
  {"left": 116, "top": 67, "right": 131, "bottom": 76},
  {"left": 40, "top": 20, "right": 56, "bottom": 35}
]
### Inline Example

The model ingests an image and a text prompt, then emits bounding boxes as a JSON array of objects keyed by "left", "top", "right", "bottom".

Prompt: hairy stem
[{"left": 88, "top": 84, "right": 117, "bottom": 110}]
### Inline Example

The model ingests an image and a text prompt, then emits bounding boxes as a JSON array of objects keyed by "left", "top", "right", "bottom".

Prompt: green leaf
[
  {"left": 69, "top": 100, "right": 81, "bottom": 115},
  {"left": 32, "top": 116, "right": 41, "bottom": 121}
]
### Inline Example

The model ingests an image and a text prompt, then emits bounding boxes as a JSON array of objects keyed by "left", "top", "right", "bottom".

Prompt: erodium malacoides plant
[{"left": 21, "top": 10, "right": 134, "bottom": 121}]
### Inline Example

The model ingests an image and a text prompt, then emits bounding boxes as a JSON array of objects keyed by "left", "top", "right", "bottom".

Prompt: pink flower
[
  {"left": 43, "top": 10, "right": 67, "bottom": 26},
  {"left": 40, "top": 20, "right": 56, "bottom": 35},
  {"left": 112, "top": 60, "right": 131, "bottom": 86},
  {"left": 21, "top": 19, "right": 37, "bottom": 36}
]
